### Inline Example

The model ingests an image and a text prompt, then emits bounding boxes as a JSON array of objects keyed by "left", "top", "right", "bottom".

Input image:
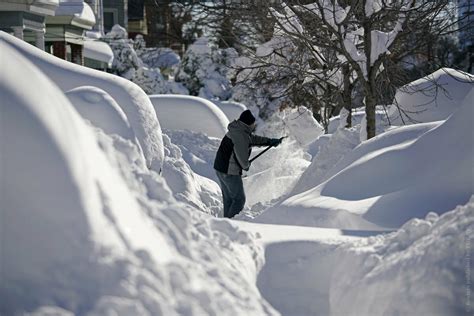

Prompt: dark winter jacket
[{"left": 214, "top": 120, "right": 272, "bottom": 175}]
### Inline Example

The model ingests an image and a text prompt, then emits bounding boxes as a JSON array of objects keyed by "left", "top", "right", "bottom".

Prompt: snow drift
[
  {"left": 256, "top": 87, "right": 474, "bottom": 229},
  {"left": 149, "top": 94, "right": 229, "bottom": 138},
  {"left": 0, "top": 33, "right": 278, "bottom": 316},
  {"left": 0, "top": 43, "right": 173, "bottom": 313},
  {"left": 65, "top": 86, "right": 137, "bottom": 143},
  {"left": 330, "top": 196, "right": 474, "bottom": 315},
  {"left": 389, "top": 68, "right": 473, "bottom": 125},
  {"left": 0, "top": 31, "right": 164, "bottom": 171}
]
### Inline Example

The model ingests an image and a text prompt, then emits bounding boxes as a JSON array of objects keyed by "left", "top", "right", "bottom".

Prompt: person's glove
[{"left": 268, "top": 138, "right": 283, "bottom": 147}]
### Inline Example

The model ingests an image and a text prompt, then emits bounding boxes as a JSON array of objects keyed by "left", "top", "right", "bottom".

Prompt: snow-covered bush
[
  {"left": 139, "top": 46, "right": 181, "bottom": 75},
  {"left": 104, "top": 25, "right": 188, "bottom": 95},
  {"left": 176, "top": 37, "right": 237, "bottom": 100}
]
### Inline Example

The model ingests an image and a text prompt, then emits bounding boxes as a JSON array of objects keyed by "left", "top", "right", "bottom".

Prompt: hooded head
[{"left": 238, "top": 110, "right": 256, "bottom": 126}]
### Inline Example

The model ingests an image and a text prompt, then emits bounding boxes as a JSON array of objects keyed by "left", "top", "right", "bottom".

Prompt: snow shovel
[{"left": 249, "top": 136, "right": 287, "bottom": 163}]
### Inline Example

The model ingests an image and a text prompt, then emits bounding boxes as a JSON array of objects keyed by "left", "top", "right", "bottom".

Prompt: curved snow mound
[
  {"left": 389, "top": 68, "right": 474, "bottom": 124},
  {"left": 330, "top": 196, "right": 474, "bottom": 315},
  {"left": 1, "top": 43, "right": 278, "bottom": 316},
  {"left": 161, "top": 133, "right": 222, "bottom": 216},
  {"left": 66, "top": 86, "right": 136, "bottom": 141},
  {"left": 0, "top": 31, "right": 164, "bottom": 171},
  {"left": 257, "top": 88, "right": 473, "bottom": 229},
  {"left": 214, "top": 100, "right": 248, "bottom": 121},
  {"left": 283, "top": 106, "right": 325, "bottom": 146},
  {"left": 149, "top": 94, "right": 229, "bottom": 138},
  {"left": 164, "top": 128, "right": 221, "bottom": 181},
  {"left": 0, "top": 43, "right": 173, "bottom": 313},
  {"left": 291, "top": 126, "right": 361, "bottom": 195}
]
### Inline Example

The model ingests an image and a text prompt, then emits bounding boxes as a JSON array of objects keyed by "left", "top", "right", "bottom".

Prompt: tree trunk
[
  {"left": 346, "top": 108, "right": 352, "bottom": 128},
  {"left": 342, "top": 64, "right": 352, "bottom": 127},
  {"left": 365, "top": 88, "right": 377, "bottom": 139}
]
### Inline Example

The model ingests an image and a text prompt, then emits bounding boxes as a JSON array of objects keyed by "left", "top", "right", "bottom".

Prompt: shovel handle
[{"left": 249, "top": 136, "right": 287, "bottom": 163}]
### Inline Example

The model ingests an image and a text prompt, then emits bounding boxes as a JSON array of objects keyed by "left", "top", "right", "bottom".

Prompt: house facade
[
  {"left": 0, "top": 0, "right": 59, "bottom": 50},
  {"left": 45, "top": 0, "right": 96, "bottom": 64}
]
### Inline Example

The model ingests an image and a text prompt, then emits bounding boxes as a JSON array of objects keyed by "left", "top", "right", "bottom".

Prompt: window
[{"left": 104, "top": 8, "right": 118, "bottom": 32}]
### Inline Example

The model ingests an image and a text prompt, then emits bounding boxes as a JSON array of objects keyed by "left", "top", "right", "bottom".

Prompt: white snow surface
[
  {"left": 55, "top": 0, "right": 96, "bottom": 26},
  {"left": 149, "top": 94, "right": 229, "bottom": 138},
  {"left": 164, "top": 128, "right": 221, "bottom": 182},
  {"left": 389, "top": 68, "right": 474, "bottom": 124},
  {"left": 256, "top": 88, "right": 473, "bottom": 229},
  {"left": 83, "top": 39, "right": 114, "bottom": 65},
  {"left": 1, "top": 31, "right": 165, "bottom": 171},
  {"left": 239, "top": 196, "right": 474, "bottom": 316},
  {"left": 65, "top": 86, "right": 137, "bottom": 143},
  {"left": 282, "top": 106, "right": 325, "bottom": 147},
  {"left": 161, "top": 133, "right": 222, "bottom": 216},
  {"left": 2, "top": 29, "right": 473, "bottom": 316},
  {"left": 330, "top": 196, "right": 474, "bottom": 315},
  {"left": 1, "top": 33, "right": 278, "bottom": 316},
  {"left": 1, "top": 43, "right": 172, "bottom": 311},
  {"left": 214, "top": 100, "right": 248, "bottom": 121}
]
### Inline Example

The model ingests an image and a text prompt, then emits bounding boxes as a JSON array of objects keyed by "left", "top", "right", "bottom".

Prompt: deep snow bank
[
  {"left": 330, "top": 196, "right": 474, "bottom": 315},
  {"left": 65, "top": 86, "right": 137, "bottom": 143},
  {"left": 389, "top": 68, "right": 473, "bottom": 124},
  {"left": 0, "top": 43, "right": 172, "bottom": 313},
  {"left": 257, "top": 87, "right": 473, "bottom": 229},
  {"left": 161, "top": 133, "right": 222, "bottom": 216},
  {"left": 149, "top": 94, "right": 229, "bottom": 138},
  {"left": 1, "top": 31, "right": 164, "bottom": 171},
  {"left": 0, "top": 38, "right": 278, "bottom": 316},
  {"left": 164, "top": 128, "right": 221, "bottom": 181}
]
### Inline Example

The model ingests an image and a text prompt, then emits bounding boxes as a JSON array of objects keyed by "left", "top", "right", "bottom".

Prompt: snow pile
[
  {"left": 1, "top": 43, "right": 172, "bottom": 313},
  {"left": 291, "top": 125, "right": 361, "bottom": 195},
  {"left": 161, "top": 134, "right": 222, "bottom": 216},
  {"left": 65, "top": 86, "right": 138, "bottom": 144},
  {"left": 55, "top": 0, "right": 96, "bottom": 25},
  {"left": 164, "top": 128, "right": 221, "bottom": 181},
  {"left": 330, "top": 196, "right": 474, "bottom": 315},
  {"left": 1, "top": 31, "right": 164, "bottom": 171},
  {"left": 242, "top": 137, "right": 311, "bottom": 212},
  {"left": 282, "top": 106, "right": 325, "bottom": 147},
  {"left": 327, "top": 107, "right": 389, "bottom": 134},
  {"left": 293, "top": 106, "right": 392, "bottom": 195},
  {"left": 389, "top": 68, "right": 474, "bottom": 124},
  {"left": 149, "top": 95, "right": 229, "bottom": 138},
  {"left": 256, "top": 87, "right": 473, "bottom": 229},
  {"left": 1, "top": 33, "right": 278, "bottom": 316}
]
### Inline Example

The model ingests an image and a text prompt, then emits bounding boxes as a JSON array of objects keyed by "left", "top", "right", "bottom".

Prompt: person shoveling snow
[{"left": 214, "top": 110, "right": 284, "bottom": 218}]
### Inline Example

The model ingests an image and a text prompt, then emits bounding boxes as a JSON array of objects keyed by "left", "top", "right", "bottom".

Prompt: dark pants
[{"left": 215, "top": 170, "right": 246, "bottom": 218}]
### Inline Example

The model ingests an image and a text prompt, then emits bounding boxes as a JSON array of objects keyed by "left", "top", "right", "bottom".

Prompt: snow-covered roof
[
  {"left": 54, "top": 0, "right": 96, "bottom": 27},
  {"left": 83, "top": 39, "right": 114, "bottom": 66}
]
